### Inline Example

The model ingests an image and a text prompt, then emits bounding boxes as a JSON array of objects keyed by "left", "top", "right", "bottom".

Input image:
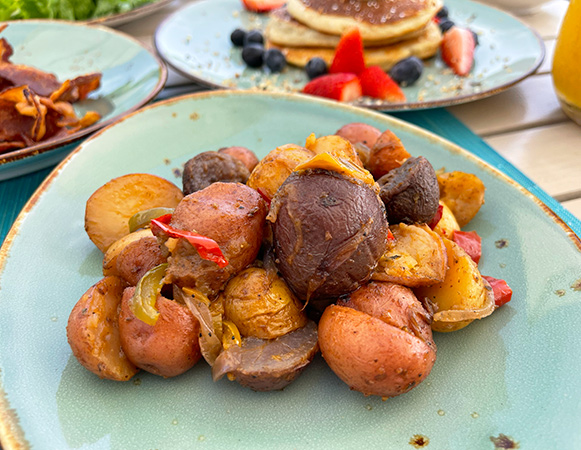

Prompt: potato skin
[
  {"left": 114, "top": 236, "right": 166, "bottom": 286},
  {"left": 182, "top": 152, "right": 250, "bottom": 196},
  {"left": 335, "top": 123, "right": 381, "bottom": 149},
  {"left": 67, "top": 276, "right": 138, "bottom": 381},
  {"left": 367, "top": 130, "right": 411, "bottom": 179},
  {"left": 318, "top": 282, "right": 436, "bottom": 397},
  {"left": 438, "top": 171, "right": 485, "bottom": 228},
  {"left": 118, "top": 287, "right": 202, "bottom": 377},
  {"left": 218, "top": 146, "right": 259, "bottom": 172}
]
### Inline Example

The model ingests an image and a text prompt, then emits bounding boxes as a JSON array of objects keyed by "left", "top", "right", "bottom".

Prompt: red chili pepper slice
[
  {"left": 256, "top": 187, "right": 271, "bottom": 207},
  {"left": 453, "top": 230, "right": 482, "bottom": 264},
  {"left": 427, "top": 204, "right": 444, "bottom": 230},
  {"left": 483, "top": 276, "right": 513, "bottom": 308},
  {"left": 151, "top": 215, "right": 229, "bottom": 268}
]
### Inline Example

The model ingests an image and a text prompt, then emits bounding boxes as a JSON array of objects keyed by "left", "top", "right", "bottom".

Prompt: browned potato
[
  {"left": 367, "top": 129, "right": 411, "bottom": 179},
  {"left": 218, "top": 146, "right": 260, "bottom": 172},
  {"left": 438, "top": 171, "right": 485, "bottom": 227},
  {"left": 67, "top": 276, "right": 138, "bottom": 381},
  {"left": 247, "top": 144, "right": 315, "bottom": 199},
  {"left": 372, "top": 223, "right": 447, "bottom": 287},
  {"left": 222, "top": 267, "right": 308, "bottom": 339},
  {"left": 335, "top": 123, "right": 381, "bottom": 148},
  {"left": 162, "top": 182, "right": 268, "bottom": 298},
  {"left": 102, "top": 228, "right": 153, "bottom": 276},
  {"left": 305, "top": 135, "right": 364, "bottom": 167},
  {"left": 432, "top": 200, "right": 460, "bottom": 240},
  {"left": 118, "top": 287, "right": 202, "bottom": 377},
  {"left": 85, "top": 173, "right": 183, "bottom": 252},
  {"left": 114, "top": 236, "right": 166, "bottom": 286},
  {"left": 318, "top": 282, "right": 436, "bottom": 398}
]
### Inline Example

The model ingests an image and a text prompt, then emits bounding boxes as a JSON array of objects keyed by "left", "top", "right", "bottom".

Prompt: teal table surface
[{"left": 1, "top": 101, "right": 580, "bottom": 246}]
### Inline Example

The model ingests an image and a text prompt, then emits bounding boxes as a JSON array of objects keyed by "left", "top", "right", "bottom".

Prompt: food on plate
[
  {"left": 328, "top": 27, "right": 366, "bottom": 75},
  {"left": 389, "top": 56, "right": 424, "bottom": 86},
  {"left": 305, "top": 56, "right": 329, "bottom": 79},
  {"left": 0, "top": 26, "right": 102, "bottom": 153},
  {"left": 437, "top": 170, "right": 486, "bottom": 227},
  {"left": 440, "top": 26, "right": 476, "bottom": 76},
  {"left": 359, "top": 65, "right": 406, "bottom": 102},
  {"left": 302, "top": 72, "right": 363, "bottom": 102},
  {"left": 68, "top": 123, "right": 511, "bottom": 398},
  {"left": 241, "top": 0, "right": 286, "bottom": 13}
]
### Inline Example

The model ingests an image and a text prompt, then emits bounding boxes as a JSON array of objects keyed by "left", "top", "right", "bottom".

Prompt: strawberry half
[
  {"left": 441, "top": 27, "right": 475, "bottom": 76},
  {"left": 241, "top": 0, "right": 285, "bottom": 13},
  {"left": 302, "top": 73, "right": 362, "bottom": 102},
  {"left": 330, "top": 28, "right": 366, "bottom": 75},
  {"left": 359, "top": 66, "right": 406, "bottom": 103}
]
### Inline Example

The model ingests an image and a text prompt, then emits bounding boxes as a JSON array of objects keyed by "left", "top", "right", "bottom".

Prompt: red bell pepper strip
[
  {"left": 256, "top": 187, "right": 271, "bottom": 207},
  {"left": 483, "top": 276, "right": 513, "bottom": 308},
  {"left": 427, "top": 204, "right": 444, "bottom": 230},
  {"left": 453, "top": 230, "right": 482, "bottom": 264},
  {"left": 150, "top": 214, "right": 229, "bottom": 268}
]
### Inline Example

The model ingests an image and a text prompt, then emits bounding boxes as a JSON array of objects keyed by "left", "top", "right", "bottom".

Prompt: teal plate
[
  {"left": 1, "top": 91, "right": 580, "bottom": 450},
  {"left": 0, "top": 20, "right": 167, "bottom": 181},
  {"left": 154, "top": 0, "right": 544, "bottom": 112}
]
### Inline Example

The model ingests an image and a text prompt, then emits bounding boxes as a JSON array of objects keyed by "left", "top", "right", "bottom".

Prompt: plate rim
[
  {"left": 85, "top": 0, "right": 174, "bottom": 27},
  {"left": 153, "top": 0, "right": 546, "bottom": 112},
  {"left": 0, "top": 19, "right": 168, "bottom": 167},
  {"left": 1, "top": 89, "right": 579, "bottom": 449}
]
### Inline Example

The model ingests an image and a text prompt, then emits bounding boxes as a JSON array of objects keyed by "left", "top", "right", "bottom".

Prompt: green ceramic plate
[
  {"left": 154, "top": 0, "right": 544, "bottom": 112},
  {"left": 0, "top": 91, "right": 579, "bottom": 450},
  {"left": 0, "top": 20, "right": 167, "bottom": 181}
]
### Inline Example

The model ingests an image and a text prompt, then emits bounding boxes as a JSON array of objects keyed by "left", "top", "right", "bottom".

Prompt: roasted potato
[
  {"left": 305, "top": 134, "right": 364, "bottom": 167},
  {"left": 67, "top": 276, "right": 138, "bottom": 381},
  {"left": 432, "top": 200, "right": 460, "bottom": 240},
  {"left": 114, "top": 236, "right": 166, "bottom": 286},
  {"left": 415, "top": 237, "right": 494, "bottom": 332},
  {"left": 319, "top": 281, "right": 436, "bottom": 398},
  {"left": 102, "top": 228, "right": 153, "bottom": 276},
  {"left": 118, "top": 287, "right": 202, "bottom": 377},
  {"left": 85, "top": 173, "right": 183, "bottom": 252},
  {"left": 222, "top": 267, "right": 308, "bottom": 339},
  {"left": 367, "top": 129, "right": 411, "bottom": 179},
  {"left": 247, "top": 144, "right": 315, "bottom": 199},
  {"left": 182, "top": 152, "right": 250, "bottom": 195},
  {"left": 372, "top": 223, "right": 447, "bottom": 287},
  {"left": 437, "top": 171, "right": 485, "bottom": 227},
  {"left": 335, "top": 122, "right": 381, "bottom": 149},
  {"left": 218, "top": 146, "right": 260, "bottom": 172}
]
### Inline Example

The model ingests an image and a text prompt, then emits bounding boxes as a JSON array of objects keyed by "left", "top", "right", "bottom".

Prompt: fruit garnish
[
  {"left": 389, "top": 56, "right": 423, "bottom": 86},
  {"left": 243, "top": 29, "right": 264, "bottom": 46},
  {"left": 306, "top": 57, "right": 328, "bottom": 80},
  {"left": 302, "top": 73, "right": 362, "bottom": 102},
  {"left": 439, "top": 19, "right": 455, "bottom": 33},
  {"left": 241, "top": 0, "right": 285, "bottom": 13},
  {"left": 242, "top": 44, "right": 265, "bottom": 68},
  {"left": 441, "top": 27, "right": 475, "bottom": 76},
  {"left": 329, "top": 28, "right": 365, "bottom": 75},
  {"left": 359, "top": 66, "right": 406, "bottom": 102},
  {"left": 230, "top": 29, "right": 246, "bottom": 47},
  {"left": 264, "top": 48, "right": 287, "bottom": 72}
]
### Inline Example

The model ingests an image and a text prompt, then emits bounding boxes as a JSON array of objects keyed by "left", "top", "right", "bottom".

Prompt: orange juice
[{"left": 552, "top": 0, "right": 581, "bottom": 125}]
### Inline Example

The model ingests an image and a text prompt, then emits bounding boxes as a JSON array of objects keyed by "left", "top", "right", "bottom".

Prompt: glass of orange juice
[{"left": 552, "top": 0, "right": 581, "bottom": 125}]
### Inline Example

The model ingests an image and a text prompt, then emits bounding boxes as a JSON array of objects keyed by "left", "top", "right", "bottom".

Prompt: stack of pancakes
[{"left": 265, "top": 0, "right": 443, "bottom": 71}]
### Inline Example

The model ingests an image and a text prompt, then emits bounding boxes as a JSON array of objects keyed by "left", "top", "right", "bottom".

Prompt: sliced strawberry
[
  {"left": 359, "top": 66, "right": 406, "bottom": 103},
  {"left": 302, "top": 73, "right": 362, "bottom": 102},
  {"left": 330, "top": 28, "right": 366, "bottom": 75},
  {"left": 441, "top": 27, "right": 475, "bottom": 76},
  {"left": 241, "top": 0, "right": 285, "bottom": 13}
]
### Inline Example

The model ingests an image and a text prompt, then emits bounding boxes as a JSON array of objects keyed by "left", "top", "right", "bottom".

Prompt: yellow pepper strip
[
  {"left": 130, "top": 263, "right": 168, "bottom": 326},
  {"left": 128, "top": 207, "right": 175, "bottom": 233},
  {"left": 222, "top": 320, "right": 242, "bottom": 350}
]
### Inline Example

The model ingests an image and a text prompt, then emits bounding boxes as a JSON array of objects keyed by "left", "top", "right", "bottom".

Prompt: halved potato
[
  {"left": 66, "top": 276, "right": 138, "bottom": 381},
  {"left": 305, "top": 135, "right": 364, "bottom": 168},
  {"left": 102, "top": 228, "right": 153, "bottom": 276},
  {"left": 85, "top": 173, "right": 183, "bottom": 252},
  {"left": 438, "top": 171, "right": 485, "bottom": 227},
  {"left": 372, "top": 223, "right": 447, "bottom": 287}
]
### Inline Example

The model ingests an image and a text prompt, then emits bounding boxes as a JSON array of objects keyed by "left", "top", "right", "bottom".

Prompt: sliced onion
[{"left": 433, "top": 279, "right": 495, "bottom": 322}]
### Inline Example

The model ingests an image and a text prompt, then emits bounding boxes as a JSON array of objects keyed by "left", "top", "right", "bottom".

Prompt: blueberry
[
  {"left": 244, "top": 30, "right": 264, "bottom": 47},
  {"left": 230, "top": 28, "right": 246, "bottom": 47},
  {"left": 389, "top": 56, "right": 423, "bottom": 86},
  {"left": 264, "top": 48, "right": 286, "bottom": 72},
  {"left": 305, "top": 57, "right": 328, "bottom": 80},
  {"left": 470, "top": 29, "right": 480, "bottom": 46},
  {"left": 436, "top": 6, "right": 448, "bottom": 19},
  {"left": 439, "top": 19, "right": 455, "bottom": 33},
  {"left": 242, "top": 44, "right": 265, "bottom": 68}
]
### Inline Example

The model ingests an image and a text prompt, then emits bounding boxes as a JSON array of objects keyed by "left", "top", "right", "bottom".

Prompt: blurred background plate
[
  {"left": 154, "top": 0, "right": 544, "bottom": 111},
  {"left": 0, "top": 91, "right": 579, "bottom": 449},
  {"left": 86, "top": 0, "right": 174, "bottom": 27},
  {"left": 0, "top": 20, "right": 167, "bottom": 181}
]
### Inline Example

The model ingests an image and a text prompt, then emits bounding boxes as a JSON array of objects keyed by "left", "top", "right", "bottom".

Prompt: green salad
[{"left": 0, "top": 0, "right": 155, "bottom": 21}]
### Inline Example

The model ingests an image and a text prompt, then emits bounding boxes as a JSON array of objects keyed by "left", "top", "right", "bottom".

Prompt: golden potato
[
  {"left": 367, "top": 129, "right": 411, "bottom": 179},
  {"left": 85, "top": 173, "right": 183, "bottom": 252},
  {"left": 318, "top": 282, "right": 436, "bottom": 398},
  {"left": 438, "top": 171, "right": 485, "bottom": 227},
  {"left": 372, "top": 223, "right": 447, "bottom": 287},
  {"left": 223, "top": 267, "right": 308, "bottom": 339},
  {"left": 119, "top": 287, "right": 202, "bottom": 377},
  {"left": 114, "top": 236, "right": 166, "bottom": 286},
  {"left": 247, "top": 144, "right": 315, "bottom": 199},
  {"left": 66, "top": 276, "right": 137, "bottom": 381},
  {"left": 432, "top": 201, "right": 460, "bottom": 240},
  {"left": 415, "top": 237, "right": 494, "bottom": 332},
  {"left": 103, "top": 228, "right": 153, "bottom": 276},
  {"left": 305, "top": 134, "right": 364, "bottom": 167}
]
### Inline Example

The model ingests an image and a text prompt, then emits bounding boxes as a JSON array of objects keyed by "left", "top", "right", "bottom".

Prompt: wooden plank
[
  {"left": 518, "top": 0, "right": 568, "bottom": 39},
  {"left": 448, "top": 73, "right": 567, "bottom": 136},
  {"left": 562, "top": 198, "right": 581, "bottom": 221},
  {"left": 485, "top": 122, "right": 581, "bottom": 199}
]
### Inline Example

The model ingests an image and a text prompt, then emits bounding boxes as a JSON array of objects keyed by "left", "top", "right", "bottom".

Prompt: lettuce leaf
[{"left": 0, "top": 0, "right": 151, "bottom": 20}]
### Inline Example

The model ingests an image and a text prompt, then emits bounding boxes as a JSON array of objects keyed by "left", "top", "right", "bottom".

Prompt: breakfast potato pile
[{"left": 67, "top": 123, "right": 512, "bottom": 398}]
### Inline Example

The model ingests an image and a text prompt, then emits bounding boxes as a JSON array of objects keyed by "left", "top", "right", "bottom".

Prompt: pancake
[
  {"left": 286, "top": 0, "right": 443, "bottom": 41},
  {"left": 269, "top": 21, "right": 442, "bottom": 71},
  {"left": 265, "top": 6, "right": 427, "bottom": 48}
]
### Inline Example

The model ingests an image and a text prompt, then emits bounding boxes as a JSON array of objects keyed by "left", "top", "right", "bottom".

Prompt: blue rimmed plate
[{"left": 0, "top": 91, "right": 579, "bottom": 449}]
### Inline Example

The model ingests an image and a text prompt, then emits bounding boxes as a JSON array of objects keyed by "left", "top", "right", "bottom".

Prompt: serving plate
[
  {"left": 154, "top": 0, "right": 544, "bottom": 111},
  {"left": 87, "top": 0, "right": 174, "bottom": 27},
  {"left": 0, "top": 20, "right": 167, "bottom": 181},
  {"left": 1, "top": 91, "right": 580, "bottom": 450}
]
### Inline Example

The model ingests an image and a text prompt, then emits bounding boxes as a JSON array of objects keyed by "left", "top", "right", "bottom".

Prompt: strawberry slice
[
  {"left": 302, "top": 73, "right": 362, "bottom": 102},
  {"left": 441, "top": 27, "right": 475, "bottom": 76},
  {"left": 241, "top": 0, "right": 285, "bottom": 13},
  {"left": 330, "top": 28, "right": 366, "bottom": 75},
  {"left": 359, "top": 66, "right": 406, "bottom": 102}
]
